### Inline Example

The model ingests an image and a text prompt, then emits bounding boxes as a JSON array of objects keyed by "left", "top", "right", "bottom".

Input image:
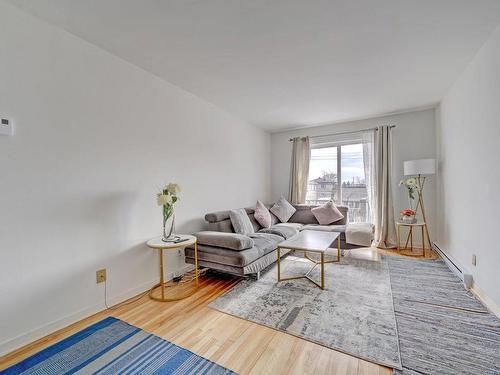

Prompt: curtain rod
[{"left": 288, "top": 125, "right": 396, "bottom": 142}]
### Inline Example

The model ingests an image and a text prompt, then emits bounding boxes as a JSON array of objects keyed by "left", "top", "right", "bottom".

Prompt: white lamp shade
[{"left": 404, "top": 159, "right": 436, "bottom": 176}]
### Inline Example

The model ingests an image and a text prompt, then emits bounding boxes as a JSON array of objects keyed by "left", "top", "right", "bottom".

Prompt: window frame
[{"left": 308, "top": 140, "right": 367, "bottom": 222}]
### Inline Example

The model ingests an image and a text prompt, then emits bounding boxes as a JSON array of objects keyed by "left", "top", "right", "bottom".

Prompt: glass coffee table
[{"left": 277, "top": 230, "right": 340, "bottom": 289}]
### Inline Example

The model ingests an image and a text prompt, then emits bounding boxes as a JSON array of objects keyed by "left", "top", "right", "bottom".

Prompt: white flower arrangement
[
  {"left": 399, "top": 177, "right": 420, "bottom": 208},
  {"left": 157, "top": 182, "right": 180, "bottom": 240}
]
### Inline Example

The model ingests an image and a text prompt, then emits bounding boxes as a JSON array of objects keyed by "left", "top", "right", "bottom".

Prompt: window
[{"left": 306, "top": 139, "right": 370, "bottom": 223}]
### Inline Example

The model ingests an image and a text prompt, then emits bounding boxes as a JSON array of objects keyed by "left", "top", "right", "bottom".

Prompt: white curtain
[
  {"left": 362, "top": 130, "right": 376, "bottom": 224},
  {"left": 372, "top": 126, "right": 397, "bottom": 248},
  {"left": 289, "top": 136, "right": 310, "bottom": 204}
]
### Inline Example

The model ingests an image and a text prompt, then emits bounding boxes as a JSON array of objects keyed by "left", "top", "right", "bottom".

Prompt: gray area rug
[
  {"left": 386, "top": 256, "right": 500, "bottom": 375},
  {"left": 209, "top": 253, "right": 402, "bottom": 369}
]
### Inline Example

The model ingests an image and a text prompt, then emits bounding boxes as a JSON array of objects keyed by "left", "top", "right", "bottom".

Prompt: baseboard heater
[{"left": 432, "top": 242, "right": 473, "bottom": 289}]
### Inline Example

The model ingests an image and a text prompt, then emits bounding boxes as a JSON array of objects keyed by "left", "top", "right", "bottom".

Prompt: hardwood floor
[{"left": 0, "top": 247, "right": 437, "bottom": 374}]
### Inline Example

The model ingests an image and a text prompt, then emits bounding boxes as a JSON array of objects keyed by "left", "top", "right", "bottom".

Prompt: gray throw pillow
[
  {"left": 270, "top": 197, "right": 297, "bottom": 223},
  {"left": 229, "top": 208, "right": 255, "bottom": 234}
]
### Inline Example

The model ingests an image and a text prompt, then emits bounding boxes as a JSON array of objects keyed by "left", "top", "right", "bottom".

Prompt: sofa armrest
[{"left": 194, "top": 231, "right": 254, "bottom": 251}]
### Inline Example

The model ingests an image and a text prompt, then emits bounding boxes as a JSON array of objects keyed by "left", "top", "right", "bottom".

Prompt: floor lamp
[{"left": 403, "top": 159, "right": 435, "bottom": 250}]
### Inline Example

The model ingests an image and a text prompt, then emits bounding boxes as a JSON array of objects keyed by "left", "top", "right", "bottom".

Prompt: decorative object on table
[
  {"left": 157, "top": 182, "right": 180, "bottom": 242},
  {"left": 146, "top": 235, "right": 199, "bottom": 302},
  {"left": 399, "top": 177, "right": 420, "bottom": 210},
  {"left": 403, "top": 158, "right": 435, "bottom": 249},
  {"left": 1, "top": 317, "right": 235, "bottom": 374},
  {"left": 400, "top": 208, "right": 417, "bottom": 224}
]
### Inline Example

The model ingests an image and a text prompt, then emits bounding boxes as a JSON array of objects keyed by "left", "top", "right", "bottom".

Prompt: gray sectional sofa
[{"left": 185, "top": 204, "right": 363, "bottom": 278}]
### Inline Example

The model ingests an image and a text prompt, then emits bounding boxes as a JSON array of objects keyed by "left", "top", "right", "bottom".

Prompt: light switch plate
[{"left": 0, "top": 118, "right": 14, "bottom": 136}]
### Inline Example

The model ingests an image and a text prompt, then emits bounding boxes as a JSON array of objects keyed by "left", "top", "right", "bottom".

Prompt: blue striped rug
[{"left": 1, "top": 317, "right": 236, "bottom": 375}]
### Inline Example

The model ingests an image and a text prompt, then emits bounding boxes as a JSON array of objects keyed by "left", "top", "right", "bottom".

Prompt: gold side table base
[
  {"left": 146, "top": 236, "right": 199, "bottom": 302},
  {"left": 396, "top": 222, "right": 429, "bottom": 257},
  {"left": 148, "top": 281, "right": 198, "bottom": 302}
]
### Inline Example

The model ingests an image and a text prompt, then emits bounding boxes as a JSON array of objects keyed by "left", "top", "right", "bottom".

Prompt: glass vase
[{"left": 162, "top": 214, "right": 176, "bottom": 242}]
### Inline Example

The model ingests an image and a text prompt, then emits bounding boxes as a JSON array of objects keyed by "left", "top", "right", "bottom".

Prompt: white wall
[
  {"left": 271, "top": 109, "right": 437, "bottom": 242},
  {"left": 0, "top": 2, "right": 270, "bottom": 354},
  {"left": 437, "top": 24, "right": 500, "bottom": 308}
]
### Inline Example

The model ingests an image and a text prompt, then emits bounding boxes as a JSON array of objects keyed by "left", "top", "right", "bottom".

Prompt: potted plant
[
  {"left": 157, "top": 183, "right": 180, "bottom": 241},
  {"left": 400, "top": 208, "right": 417, "bottom": 224}
]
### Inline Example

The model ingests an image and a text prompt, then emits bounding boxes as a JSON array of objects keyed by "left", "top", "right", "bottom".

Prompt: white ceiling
[{"left": 6, "top": 0, "right": 500, "bottom": 132}]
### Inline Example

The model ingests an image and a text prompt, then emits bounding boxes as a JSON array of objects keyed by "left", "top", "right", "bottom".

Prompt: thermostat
[{"left": 0, "top": 118, "right": 14, "bottom": 136}]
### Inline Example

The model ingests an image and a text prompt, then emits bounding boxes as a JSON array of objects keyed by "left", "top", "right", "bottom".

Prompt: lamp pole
[{"left": 415, "top": 174, "right": 432, "bottom": 249}]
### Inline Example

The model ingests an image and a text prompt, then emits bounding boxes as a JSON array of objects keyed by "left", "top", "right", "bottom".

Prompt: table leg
[
  {"left": 277, "top": 247, "right": 281, "bottom": 281},
  {"left": 410, "top": 227, "right": 413, "bottom": 252},
  {"left": 194, "top": 241, "right": 199, "bottom": 287},
  {"left": 159, "top": 249, "right": 165, "bottom": 299},
  {"left": 420, "top": 225, "right": 424, "bottom": 257},
  {"left": 320, "top": 252, "right": 325, "bottom": 289},
  {"left": 337, "top": 235, "right": 341, "bottom": 261},
  {"left": 397, "top": 224, "right": 401, "bottom": 252}
]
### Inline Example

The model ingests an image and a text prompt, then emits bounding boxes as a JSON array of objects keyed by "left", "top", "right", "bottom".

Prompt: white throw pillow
[{"left": 270, "top": 197, "right": 296, "bottom": 223}]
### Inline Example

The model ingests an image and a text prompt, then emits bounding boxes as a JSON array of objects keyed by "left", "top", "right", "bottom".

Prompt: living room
[{"left": 0, "top": 1, "right": 499, "bottom": 374}]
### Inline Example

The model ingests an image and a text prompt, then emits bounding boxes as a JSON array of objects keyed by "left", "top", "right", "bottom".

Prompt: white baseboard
[
  {"left": 432, "top": 242, "right": 500, "bottom": 318},
  {"left": 470, "top": 282, "right": 500, "bottom": 319},
  {"left": 0, "top": 264, "right": 194, "bottom": 357},
  {"left": 432, "top": 242, "right": 470, "bottom": 283}
]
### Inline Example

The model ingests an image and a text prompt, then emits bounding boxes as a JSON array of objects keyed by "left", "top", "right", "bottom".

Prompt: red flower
[{"left": 400, "top": 209, "right": 416, "bottom": 216}]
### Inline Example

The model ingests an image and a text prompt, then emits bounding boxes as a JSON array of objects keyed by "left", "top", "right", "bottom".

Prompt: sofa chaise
[{"left": 185, "top": 204, "right": 368, "bottom": 278}]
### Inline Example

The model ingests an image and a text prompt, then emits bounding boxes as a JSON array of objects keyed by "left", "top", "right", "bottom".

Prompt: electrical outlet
[
  {"left": 96, "top": 269, "right": 107, "bottom": 283},
  {"left": 472, "top": 254, "right": 476, "bottom": 266}
]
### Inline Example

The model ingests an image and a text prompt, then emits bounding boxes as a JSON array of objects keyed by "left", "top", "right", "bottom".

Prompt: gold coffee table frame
[
  {"left": 304, "top": 235, "right": 341, "bottom": 264},
  {"left": 277, "top": 231, "right": 341, "bottom": 290},
  {"left": 146, "top": 235, "right": 198, "bottom": 302}
]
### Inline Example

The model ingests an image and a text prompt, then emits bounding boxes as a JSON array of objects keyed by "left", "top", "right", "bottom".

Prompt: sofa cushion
[
  {"left": 302, "top": 225, "right": 346, "bottom": 241},
  {"left": 288, "top": 205, "right": 320, "bottom": 224},
  {"left": 345, "top": 223, "right": 374, "bottom": 247},
  {"left": 187, "top": 233, "right": 282, "bottom": 267},
  {"left": 254, "top": 200, "right": 272, "bottom": 228},
  {"left": 249, "top": 233, "right": 283, "bottom": 253},
  {"left": 195, "top": 231, "right": 254, "bottom": 250},
  {"left": 311, "top": 201, "right": 344, "bottom": 225},
  {"left": 270, "top": 197, "right": 296, "bottom": 223},
  {"left": 205, "top": 207, "right": 254, "bottom": 223},
  {"left": 289, "top": 204, "right": 348, "bottom": 225},
  {"left": 274, "top": 222, "right": 304, "bottom": 231},
  {"left": 229, "top": 208, "right": 255, "bottom": 234},
  {"left": 302, "top": 224, "right": 346, "bottom": 233},
  {"left": 258, "top": 224, "right": 298, "bottom": 239}
]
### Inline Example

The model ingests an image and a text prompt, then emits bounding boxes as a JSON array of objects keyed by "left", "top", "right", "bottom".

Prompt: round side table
[
  {"left": 396, "top": 221, "right": 429, "bottom": 257},
  {"left": 146, "top": 235, "right": 198, "bottom": 302}
]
